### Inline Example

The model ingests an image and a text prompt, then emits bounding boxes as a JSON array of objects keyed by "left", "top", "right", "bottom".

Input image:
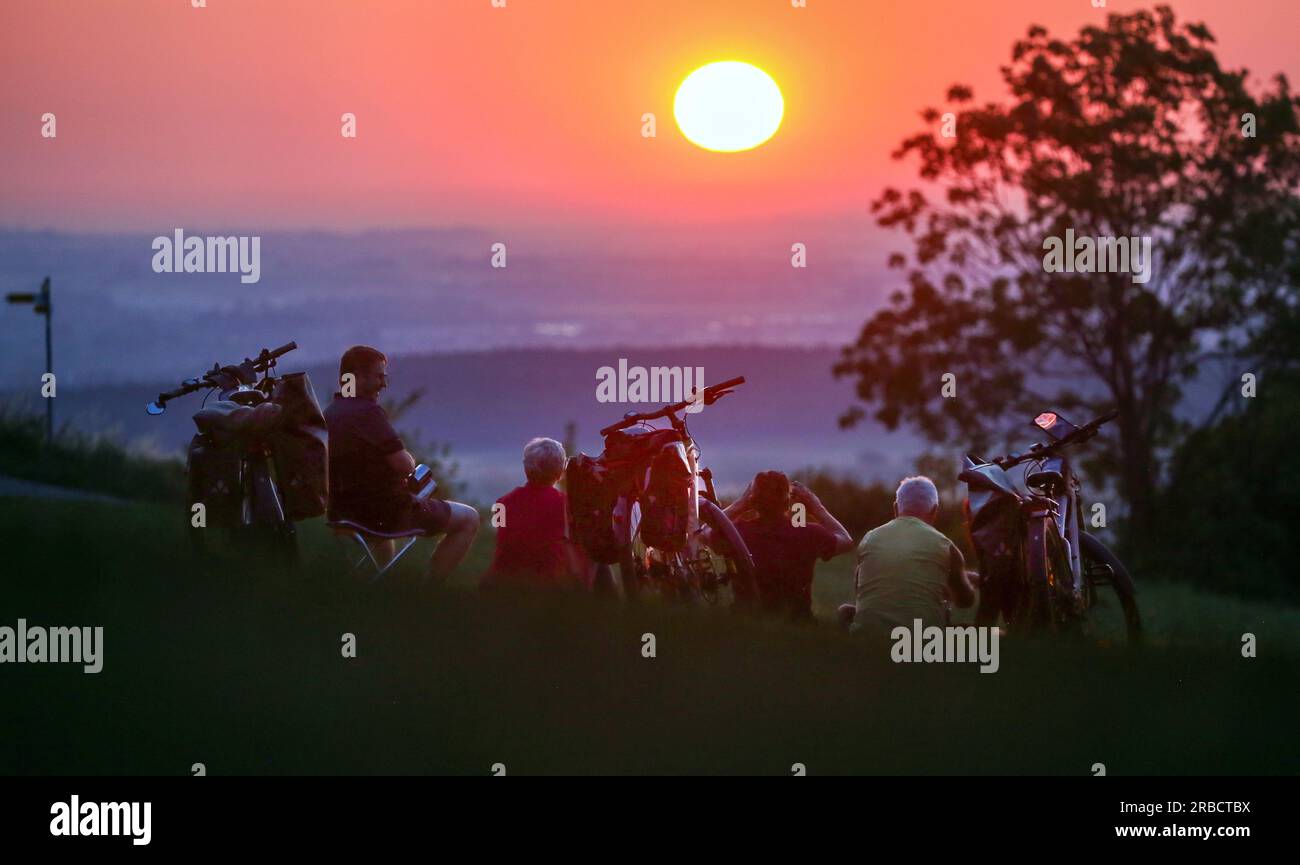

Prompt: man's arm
[
  {"left": 946, "top": 545, "right": 977, "bottom": 608},
  {"left": 364, "top": 404, "right": 416, "bottom": 477},
  {"left": 557, "top": 493, "right": 593, "bottom": 586},
  {"left": 721, "top": 480, "right": 755, "bottom": 522},
  {"left": 790, "top": 482, "right": 855, "bottom": 557},
  {"left": 385, "top": 448, "right": 417, "bottom": 477},
  {"left": 701, "top": 481, "right": 755, "bottom": 549}
]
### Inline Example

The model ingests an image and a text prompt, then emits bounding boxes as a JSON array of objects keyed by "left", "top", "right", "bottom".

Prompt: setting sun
[{"left": 673, "top": 61, "right": 784, "bottom": 153}]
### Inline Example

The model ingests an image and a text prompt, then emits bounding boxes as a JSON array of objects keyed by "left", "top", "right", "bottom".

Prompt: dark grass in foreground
[{"left": 2, "top": 496, "right": 1296, "bottom": 775}]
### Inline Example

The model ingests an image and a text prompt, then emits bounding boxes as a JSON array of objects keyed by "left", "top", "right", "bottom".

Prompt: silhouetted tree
[
  {"left": 1143, "top": 371, "right": 1300, "bottom": 600},
  {"left": 835, "top": 6, "right": 1300, "bottom": 532}
]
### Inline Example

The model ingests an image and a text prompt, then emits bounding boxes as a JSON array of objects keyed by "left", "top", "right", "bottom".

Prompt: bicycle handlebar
[
  {"left": 147, "top": 342, "right": 298, "bottom": 414},
  {"left": 599, "top": 376, "right": 745, "bottom": 436},
  {"left": 992, "top": 409, "right": 1118, "bottom": 469},
  {"left": 259, "top": 342, "right": 298, "bottom": 367}
]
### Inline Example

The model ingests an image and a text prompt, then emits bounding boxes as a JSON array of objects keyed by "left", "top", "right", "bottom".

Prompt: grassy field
[
  {"left": 2, "top": 494, "right": 1297, "bottom": 775},
  {"left": 811, "top": 554, "right": 1300, "bottom": 656}
]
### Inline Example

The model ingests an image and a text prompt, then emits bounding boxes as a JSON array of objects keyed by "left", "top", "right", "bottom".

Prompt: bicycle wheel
[
  {"left": 697, "top": 499, "right": 755, "bottom": 602},
  {"left": 617, "top": 531, "right": 650, "bottom": 600},
  {"left": 1018, "top": 515, "right": 1068, "bottom": 635},
  {"left": 1080, "top": 532, "right": 1142, "bottom": 647}
]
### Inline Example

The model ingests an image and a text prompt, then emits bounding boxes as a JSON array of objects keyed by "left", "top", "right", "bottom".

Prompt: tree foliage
[
  {"left": 1141, "top": 371, "right": 1300, "bottom": 600},
  {"left": 835, "top": 6, "right": 1300, "bottom": 530}
]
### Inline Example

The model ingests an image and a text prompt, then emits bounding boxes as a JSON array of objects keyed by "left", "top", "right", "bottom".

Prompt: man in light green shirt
[{"left": 847, "top": 476, "right": 976, "bottom": 633}]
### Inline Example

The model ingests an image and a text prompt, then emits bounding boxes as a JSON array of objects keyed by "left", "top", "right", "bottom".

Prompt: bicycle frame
[
  {"left": 588, "top": 375, "right": 751, "bottom": 598},
  {"left": 1025, "top": 451, "right": 1085, "bottom": 598},
  {"left": 610, "top": 411, "right": 709, "bottom": 563},
  {"left": 240, "top": 443, "right": 287, "bottom": 528},
  {"left": 963, "top": 408, "right": 1140, "bottom": 642},
  {"left": 208, "top": 379, "right": 289, "bottom": 529}
]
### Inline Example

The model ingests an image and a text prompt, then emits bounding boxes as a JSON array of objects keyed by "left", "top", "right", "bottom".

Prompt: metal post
[
  {"left": 41, "top": 279, "right": 53, "bottom": 447},
  {"left": 4, "top": 277, "right": 53, "bottom": 447}
]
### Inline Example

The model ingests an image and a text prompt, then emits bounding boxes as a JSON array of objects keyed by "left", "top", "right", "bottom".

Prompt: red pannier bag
[{"left": 637, "top": 444, "right": 692, "bottom": 553}]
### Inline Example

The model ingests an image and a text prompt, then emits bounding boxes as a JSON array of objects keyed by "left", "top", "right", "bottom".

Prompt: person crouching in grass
[
  {"left": 482, "top": 437, "right": 591, "bottom": 590},
  {"left": 722, "top": 471, "right": 856, "bottom": 620}
]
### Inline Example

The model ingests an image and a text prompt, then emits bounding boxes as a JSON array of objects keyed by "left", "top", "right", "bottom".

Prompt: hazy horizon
[{"left": 0, "top": 227, "right": 892, "bottom": 388}]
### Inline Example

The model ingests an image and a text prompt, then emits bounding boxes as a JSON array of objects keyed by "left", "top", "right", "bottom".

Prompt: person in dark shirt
[
  {"left": 482, "top": 437, "right": 589, "bottom": 590},
  {"left": 722, "top": 471, "right": 855, "bottom": 620},
  {"left": 324, "top": 345, "right": 479, "bottom": 584}
]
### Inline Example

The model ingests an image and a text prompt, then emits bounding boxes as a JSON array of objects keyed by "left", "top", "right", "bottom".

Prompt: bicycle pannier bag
[
  {"left": 269, "top": 372, "right": 329, "bottom": 521},
  {"left": 565, "top": 453, "right": 620, "bottom": 564},
  {"left": 638, "top": 444, "right": 692, "bottom": 552},
  {"left": 187, "top": 433, "right": 243, "bottom": 528}
]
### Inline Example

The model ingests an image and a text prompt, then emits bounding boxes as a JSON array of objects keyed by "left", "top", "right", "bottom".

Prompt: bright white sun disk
[{"left": 674, "top": 61, "right": 784, "bottom": 152}]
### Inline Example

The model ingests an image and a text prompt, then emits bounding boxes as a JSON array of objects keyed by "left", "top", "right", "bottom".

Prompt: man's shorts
[
  {"left": 333, "top": 494, "right": 453, "bottom": 535},
  {"left": 400, "top": 495, "right": 453, "bottom": 535}
]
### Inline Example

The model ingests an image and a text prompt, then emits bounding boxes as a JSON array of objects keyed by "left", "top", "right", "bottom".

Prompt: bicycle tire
[{"left": 1080, "top": 532, "right": 1142, "bottom": 647}]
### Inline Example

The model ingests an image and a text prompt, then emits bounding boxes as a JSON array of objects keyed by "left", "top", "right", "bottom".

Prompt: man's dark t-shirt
[
  {"left": 735, "top": 516, "right": 837, "bottom": 619},
  {"left": 323, "top": 394, "right": 407, "bottom": 527}
]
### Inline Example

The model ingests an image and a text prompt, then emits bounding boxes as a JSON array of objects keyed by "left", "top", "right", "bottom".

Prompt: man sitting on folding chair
[{"left": 324, "top": 345, "right": 479, "bottom": 583}]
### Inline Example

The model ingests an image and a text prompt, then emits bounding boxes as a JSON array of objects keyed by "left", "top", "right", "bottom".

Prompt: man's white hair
[
  {"left": 895, "top": 475, "right": 940, "bottom": 517},
  {"left": 523, "top": 437, "right": 566, "bottom": 483}
]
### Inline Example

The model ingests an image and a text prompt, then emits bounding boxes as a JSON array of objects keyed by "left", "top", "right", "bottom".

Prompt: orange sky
[{"left": 2, "top": 0, "right": 1296, "bottom": 237}]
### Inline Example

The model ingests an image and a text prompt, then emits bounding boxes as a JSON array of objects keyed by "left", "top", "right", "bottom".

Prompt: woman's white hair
[
  {"left": 895, "top": 475, "right": 940, "bottom": 517},
  {"left": 522, "top": 437, "right": 566, "bottom": 483}
]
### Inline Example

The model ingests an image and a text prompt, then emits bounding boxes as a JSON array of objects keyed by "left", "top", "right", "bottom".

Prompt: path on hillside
[{"left": 0, "top": 474, "right": 129, "bottom": 505}]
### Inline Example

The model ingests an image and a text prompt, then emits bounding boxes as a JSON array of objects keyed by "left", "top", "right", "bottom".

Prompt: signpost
[{"left": 5, "top": 277, "right": 54, "bottom": 446}]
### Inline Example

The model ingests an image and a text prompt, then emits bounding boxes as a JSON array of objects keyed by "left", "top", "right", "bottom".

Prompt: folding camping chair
[
  {"left": 329, "top": 465, "right": 438, "bottom": 581},
  {"left": 330, "top": 520, "right": 428, "bottom": 581}
]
